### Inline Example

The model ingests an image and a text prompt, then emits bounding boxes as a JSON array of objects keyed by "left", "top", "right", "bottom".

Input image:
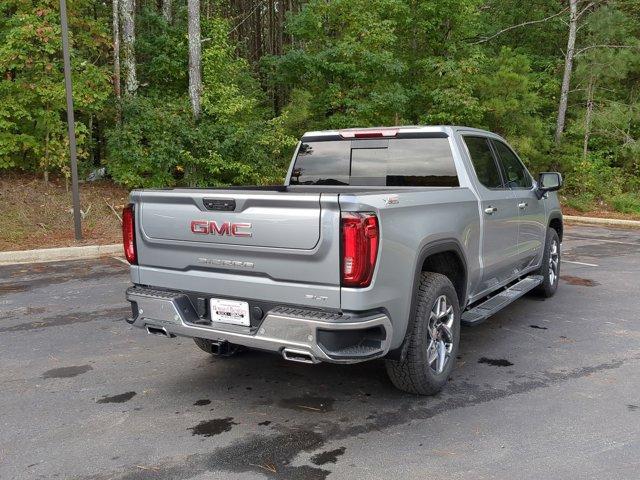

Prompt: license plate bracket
[{"left": 209, "top": 298, "right": 250, "bottom": 326}]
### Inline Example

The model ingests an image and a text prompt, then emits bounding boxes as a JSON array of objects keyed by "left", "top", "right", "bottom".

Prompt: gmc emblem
[{"left": 190, "top": 220, "right": 252, "bottom": 237}]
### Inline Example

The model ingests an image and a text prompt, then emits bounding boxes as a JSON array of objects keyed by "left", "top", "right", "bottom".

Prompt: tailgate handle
[{"left": 203, "top": 198, "right": 236, "bottom": 211}]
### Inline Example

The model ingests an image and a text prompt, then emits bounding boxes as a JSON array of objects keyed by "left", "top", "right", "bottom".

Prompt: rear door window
[
  {"left": 291, "top": 137, "right": 459, "bottom": 187},
  {"left": 462, "top": 136, "right": 504, "bottom": 189}
]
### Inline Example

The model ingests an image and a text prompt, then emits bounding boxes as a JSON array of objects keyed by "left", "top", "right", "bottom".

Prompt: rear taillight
[
  {"left": 341, "top": 212, "right": 379, "bottom": 287},
  {"left": 122, "top": 204, "right": 137, "bottom": 265}
]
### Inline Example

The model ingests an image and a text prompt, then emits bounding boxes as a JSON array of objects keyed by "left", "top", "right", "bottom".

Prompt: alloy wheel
[
  {"left": 549, "top": 239, "right": 559, "bottom": 285},
  {"left": 426, "top": 295, "right": 455, "bottom": 374}
]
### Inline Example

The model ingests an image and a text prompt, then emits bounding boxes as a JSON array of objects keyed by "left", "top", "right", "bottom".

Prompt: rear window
[{"left": 290, "top": 138, "right": 459, "bottom": 187}]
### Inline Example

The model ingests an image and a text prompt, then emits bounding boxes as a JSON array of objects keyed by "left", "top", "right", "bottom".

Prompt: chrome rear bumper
[{"left": 125, "top": 286, "right": 392, "bottom": 364}]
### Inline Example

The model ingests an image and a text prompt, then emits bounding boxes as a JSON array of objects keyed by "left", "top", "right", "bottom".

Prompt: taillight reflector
[
  {"left": 122, "top": 204, "right": 137, "bottom": 265},
  {"left": 341, "top": 212, "right": 379, "bottom": 287}
]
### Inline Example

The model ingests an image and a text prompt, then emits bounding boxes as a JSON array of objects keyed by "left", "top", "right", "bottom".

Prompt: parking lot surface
[{"left": 1, "top": 224, "right": 639, "bottom": 480}]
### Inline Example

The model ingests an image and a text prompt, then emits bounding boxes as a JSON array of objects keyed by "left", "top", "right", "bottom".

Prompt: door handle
[
  {"left": 518, "top": 202, "right": 528, "bottom": 209},
  {"left": 484, "top": 206, "right": 498, "bottom": 215}
]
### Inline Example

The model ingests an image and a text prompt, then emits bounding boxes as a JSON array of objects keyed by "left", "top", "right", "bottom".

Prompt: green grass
[
  {"left": 563, "top": 193, "right": 595, "bottom": 213},
  {"left": 609, "top": 193, "right": 640, "bottom": 215}
]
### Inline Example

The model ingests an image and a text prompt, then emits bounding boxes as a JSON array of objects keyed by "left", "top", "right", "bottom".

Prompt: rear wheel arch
[{"left": 386, "top": 239, "right": 468, "bottom": 361}]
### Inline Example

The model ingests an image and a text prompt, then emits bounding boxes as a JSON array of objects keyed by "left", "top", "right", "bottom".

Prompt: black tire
[
  {"left": 385, "top": 272, "right": 461, "bottom": 395},
  {"left": 193, "top": 338, "right": 242, "bottom": 357},
  {"left": 534, "top": 228, "right": 561, "bottom": 298}
]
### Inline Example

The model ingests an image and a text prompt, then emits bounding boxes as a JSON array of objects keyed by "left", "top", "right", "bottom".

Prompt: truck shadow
[{"left": 162, "top": 294, "right": 550, "bottom": 414}]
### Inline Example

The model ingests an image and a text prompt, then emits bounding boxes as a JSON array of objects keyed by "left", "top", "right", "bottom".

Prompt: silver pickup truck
[{"left": 123, "top": 126, "right": 563, "bottom": 395}]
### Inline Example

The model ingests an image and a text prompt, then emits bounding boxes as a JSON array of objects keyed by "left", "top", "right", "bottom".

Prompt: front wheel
[
  {"left": 535, "top": 228, "right": 561, "bottom": 298},
  {"left": 385, "top": 272, "right": 460, "bottom": 395}
]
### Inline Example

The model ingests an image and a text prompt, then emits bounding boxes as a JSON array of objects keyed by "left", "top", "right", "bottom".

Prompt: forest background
[{"left": 2, "top": 0, "right": 640, "bottom": 225}]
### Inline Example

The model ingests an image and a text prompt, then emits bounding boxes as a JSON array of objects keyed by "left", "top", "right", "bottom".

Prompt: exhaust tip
[
  {"left": 146, "top": 325, "right": 174, "bottom": 338},
  {"left": 282, "top": 348, "right": 317, "bottom": 364}
]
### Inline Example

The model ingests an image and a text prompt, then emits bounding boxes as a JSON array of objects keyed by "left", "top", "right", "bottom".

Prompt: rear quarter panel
[{"left": 339, "top": 188, "right": 481, "bottom": 349}]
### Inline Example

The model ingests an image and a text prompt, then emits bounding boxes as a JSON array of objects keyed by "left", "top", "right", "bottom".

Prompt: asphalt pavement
[{"left": 1, "top": 224, "right": 639, "bottom": 480}]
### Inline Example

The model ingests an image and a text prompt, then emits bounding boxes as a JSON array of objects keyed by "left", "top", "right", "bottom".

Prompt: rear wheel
[
  {"left": 193, "top": 338, "right": 242, "bottom": 357},
  {"left": 535, "top": 228, "right": 561, "bottom": 298},
  {"left": 385, "top": 272, "right": 460, "bottom": 395}
]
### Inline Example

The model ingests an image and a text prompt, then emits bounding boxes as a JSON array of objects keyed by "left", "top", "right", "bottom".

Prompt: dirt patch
[
  {"left": 561, "top": 275, "right": 599, "bottom": 287},
  {"left": 562, "top": 205, "right": 640, "bottom": 222},
  {"left": 0, "top": 172, "right": 129, "bottom": 251},
  {"left": 0, "top": 283, "right": 28, "bottom": 294}
]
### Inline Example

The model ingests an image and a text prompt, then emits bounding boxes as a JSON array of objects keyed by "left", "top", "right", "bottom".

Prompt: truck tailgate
[
  {"left": 131, "top": 189, "right": 341, "bottom": 309},
  {"left": 140, "top": 190, "right": 320, "bottom": 249}
]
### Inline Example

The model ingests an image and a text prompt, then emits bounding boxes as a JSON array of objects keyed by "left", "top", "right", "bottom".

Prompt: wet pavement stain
[
  {"left": 97, "top": 392, "right": 137, "bottom": 404},
  {"left": 278, "top": 396, "right": 335, "bottom": 413},
  {"left": 190, "top": 418, "right": 237, "bottom": 437},
  {"left": 530, "top": 325, "right": 548, "bottom": 330},
  {"left": 193, "top": 399, "right": 211, "bottom": 406},
  {"left": 561, "top": 275, "right": 599, "bottom": 287},
  {"left": 0, "top": 258, "right": 127, "bottom": 295},
  {"left": 0, "top": 307, "right": 130, "bottom": 333},
  {"left": 311, "top": 447, "right": 346, "bottom": 465},
  {"left": 85, "top": 359, "right": 625, "bottom": 480},
  {"left": 42, "top": 365, "right": 93, "bottom": 378},
  {"left": 478, "top": 357, "right": 513, "bottom": 367}
]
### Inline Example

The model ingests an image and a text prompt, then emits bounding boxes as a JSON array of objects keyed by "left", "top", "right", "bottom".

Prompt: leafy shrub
[
  {"left": 609, "top": 193, "right": 640, "bottom": 215},
  {"left": 562, "top": 193, "right": 596, "bottom": 213},
  {"left": 105, "top": 96, "right": 295, "bottom": 189}
]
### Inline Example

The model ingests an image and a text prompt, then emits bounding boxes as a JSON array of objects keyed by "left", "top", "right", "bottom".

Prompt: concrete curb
[
  {"left": 0, "top": 244, "right": 122, "bottom": 266},
  {"left": 564, "top": 215, "right": 640, "bottom": 228}
]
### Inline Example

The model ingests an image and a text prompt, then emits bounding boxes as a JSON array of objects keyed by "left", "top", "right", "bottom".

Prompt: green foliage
[
  {"left": 272, "top": 0, "right": 409, "bottom": 128},
  {"left": 562, "top": 192, "right": 596, "bottom": 213},
  {"left": 201, "top": 18, "right": 265, "bottom": 123},
  {"left": 136, "top": 7, "right": 188, "bottom": 94},
  {"left": 609, "top": 193, "right": 640, "bottom": 215},
  {"left": 0, "top": 0, "right": 110, "bottom": 175},
  {"left": 105, "top": 13, "right": 296, "bottom": 189},
  {"left": 2, "top": 0, "right": 640, "bottom": 210}
]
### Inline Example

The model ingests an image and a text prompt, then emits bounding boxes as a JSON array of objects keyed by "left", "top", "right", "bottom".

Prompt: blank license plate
[{"left": 209, "top": 298, "right": 250, "bottom": 326}]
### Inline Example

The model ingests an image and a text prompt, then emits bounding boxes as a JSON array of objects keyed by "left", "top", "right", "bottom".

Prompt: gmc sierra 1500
[{"left": 123, "top": 126, "right": 563, "bottom": 395}]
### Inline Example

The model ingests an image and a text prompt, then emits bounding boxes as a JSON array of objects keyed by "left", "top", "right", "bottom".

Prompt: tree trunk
[
  {"left": 583, "top": 76, "right": 595, "bottom": 159},
  {"left": 187, "top": 0, "right": 202, "bottom": 120},
  {"left": 120, "top": 0, "right": 138, "bottom": 95},
  {"left": 554, "top": 0, "right": 578, "bottom": 145},
  {"left": 44, "top": 128, "right": 49, "bottom": 185},
  {"left": 112, "top": 0, "right": 121, "bottom": 100},
  {"left": 162, "top": 0, "right": 172, "bottom": 24}
]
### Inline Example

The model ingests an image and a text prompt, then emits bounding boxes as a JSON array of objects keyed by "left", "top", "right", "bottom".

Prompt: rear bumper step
[{"left": 125, "top": 286, "right": 392, "bottom": 364}]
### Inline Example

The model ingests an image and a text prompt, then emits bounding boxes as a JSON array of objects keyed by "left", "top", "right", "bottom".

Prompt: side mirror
[{"left": 536, "top": 172, "right": 562, "bottom": 199}]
